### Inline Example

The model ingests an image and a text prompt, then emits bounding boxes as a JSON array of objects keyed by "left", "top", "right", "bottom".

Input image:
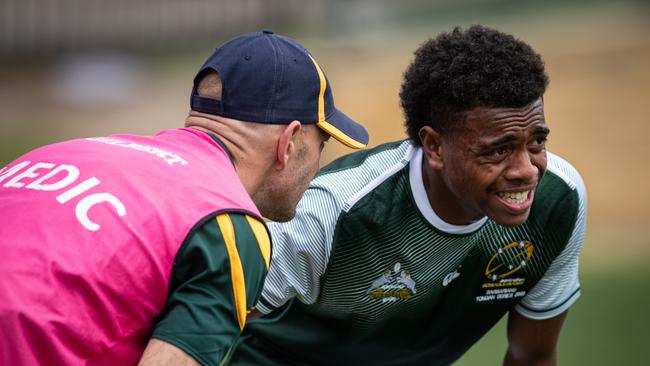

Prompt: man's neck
[
  {"left": 421, "top": 161, "right": 482, "bottom": 226},
  {"left": 184, "top": 116, "right": 276, "bottom": 197}
]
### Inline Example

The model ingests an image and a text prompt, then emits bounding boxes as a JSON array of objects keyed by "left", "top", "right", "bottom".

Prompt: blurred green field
[{"left": 456, "top": 266, "right": 650, "bottom": 365}]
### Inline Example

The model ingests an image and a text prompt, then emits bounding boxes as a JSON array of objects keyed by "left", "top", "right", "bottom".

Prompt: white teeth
[{"left": 498, "top": 191, "right": 529, "bottom": 204}]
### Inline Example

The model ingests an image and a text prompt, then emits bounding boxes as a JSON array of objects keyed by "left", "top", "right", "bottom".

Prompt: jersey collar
[{"left": 205, "top": 133, "right": 235, "bottom": 165}]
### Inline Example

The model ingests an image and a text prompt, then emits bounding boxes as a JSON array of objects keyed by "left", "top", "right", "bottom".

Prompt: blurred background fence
[
  {"left": 1, "top": 0, "right": 649, "bottom": 364},
  {"left": 1, "top": 0, "right": 319, "bottom": 56}
]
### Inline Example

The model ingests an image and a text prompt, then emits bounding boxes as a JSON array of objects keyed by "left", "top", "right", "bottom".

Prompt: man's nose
[{"left": 504, "top": 149, "right": 538, "bottom": 183}]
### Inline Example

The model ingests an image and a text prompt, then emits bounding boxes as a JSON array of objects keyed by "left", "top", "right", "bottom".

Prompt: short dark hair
[
  {"left": 399, "top": 25, "right": 549, "bottom": 144},
  {"left": 196, "top": 70, "right": 222, "bottom": 100}
]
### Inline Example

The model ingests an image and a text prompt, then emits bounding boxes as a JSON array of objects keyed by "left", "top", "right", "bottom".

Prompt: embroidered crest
[{"left": 366, "top": 262, "right": 416, "bottom": 302}]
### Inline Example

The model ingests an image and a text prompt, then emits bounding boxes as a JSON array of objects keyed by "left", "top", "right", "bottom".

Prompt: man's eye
[
  {"left": 529, "top": 136, "right": 547, "bottom": 150},
  {"left": 493, "top": 148, "right": 507, "bottom": 156}
]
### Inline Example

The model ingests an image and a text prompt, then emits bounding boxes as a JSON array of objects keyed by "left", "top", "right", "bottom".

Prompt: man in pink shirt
[{"left": 0, "top": 30, "right": 368, "bottom": 366}]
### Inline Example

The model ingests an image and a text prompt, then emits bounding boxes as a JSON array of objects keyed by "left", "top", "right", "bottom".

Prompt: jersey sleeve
[
  {"left": 255, "top": 186, "right": 340, "bottom": 315},
  {"left": 151, "top": 212, "right": 271, "bottom": 366},
  {"left": 515, "top": 158, "right": 588, "bottom": 320}
]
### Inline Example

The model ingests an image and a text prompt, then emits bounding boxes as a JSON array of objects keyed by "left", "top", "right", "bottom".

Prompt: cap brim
[{"left": 317, "top": 109, "right": 368, "bottom": 149}]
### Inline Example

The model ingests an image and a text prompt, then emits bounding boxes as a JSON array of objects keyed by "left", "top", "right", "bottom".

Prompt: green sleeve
[{"left": 151, "top": 212, "right": 270, "bottom": 366}]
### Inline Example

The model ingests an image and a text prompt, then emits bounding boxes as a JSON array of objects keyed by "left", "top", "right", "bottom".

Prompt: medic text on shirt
[{"left": 0, "top": 161, "right": 126, "bottom": 232}]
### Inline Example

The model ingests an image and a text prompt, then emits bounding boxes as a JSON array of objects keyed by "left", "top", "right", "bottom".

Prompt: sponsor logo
[
  {"left": 366, "top": 262, "right": 416, "bottom": 303},
  {"left": 476, "top": 241, "right": 533, "bottom": 303},
  {"left": 442, "top": 268, "right": 461, "bottom": 287},
  {"left": 86, "top": 137, "right": 188, "bottom": 166}
]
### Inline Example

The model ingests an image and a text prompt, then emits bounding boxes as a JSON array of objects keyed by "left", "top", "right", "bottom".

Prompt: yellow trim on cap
[
  {"left": 317, "top": 120, "right": 366, "bottom": 149},
  {"left": 309, "top": 55, "right": 365, "bottom": 149},
  {"left": 216, "top": 214, "right": 247, "bottom": 331},
  {"left": 245, "top": 216, "right": 271, "bottom": 269},
  {"left": 308, "top": 55, "right": 327, "bottom": 123}
]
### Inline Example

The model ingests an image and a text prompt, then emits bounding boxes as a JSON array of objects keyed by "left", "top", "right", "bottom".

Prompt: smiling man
[
  {"left": 225, "top": 26, "right": 587, "bottom": 366},
  {"left": 420, "top": 98, "right": 550, "bottom": 228}
]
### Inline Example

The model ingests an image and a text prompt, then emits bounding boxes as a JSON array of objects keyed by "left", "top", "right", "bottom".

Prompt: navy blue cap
[{"left": 190, "top": 30, "right": 368, "bottom": 149}]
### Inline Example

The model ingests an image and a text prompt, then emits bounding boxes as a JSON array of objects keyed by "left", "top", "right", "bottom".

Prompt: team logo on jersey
[
  {"left": 476, "top": 241, "right": 533, "bottom": 303},
  {"left": 366, "top": 262, "right": 416, "bottom": 302},
  {"left": 485, "top": 240, "right": 533, "bottom": 281}
]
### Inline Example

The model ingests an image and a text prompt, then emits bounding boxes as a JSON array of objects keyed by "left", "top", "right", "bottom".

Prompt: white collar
[{"left": 408, "top": 146, "right": 488, "bottom": 234}]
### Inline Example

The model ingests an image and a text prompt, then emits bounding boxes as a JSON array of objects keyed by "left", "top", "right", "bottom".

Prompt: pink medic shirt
[{"left": 0, "top": 128, "right": 263, "bottom": 365}]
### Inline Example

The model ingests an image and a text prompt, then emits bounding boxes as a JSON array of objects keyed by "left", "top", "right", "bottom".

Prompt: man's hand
[
  {"left": 504, "top": 309, "right": 568, "bottom": 366},
  {"left": 138, "top": 339, "right": 201, "bottom": 366},
  {"left": 247, "top": 308, "right": 264, "bottom": 321}
]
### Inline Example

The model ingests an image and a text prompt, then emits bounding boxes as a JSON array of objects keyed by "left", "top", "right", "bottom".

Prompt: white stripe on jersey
[{"left": 343, "top": 144, "right": 414, "bottom": 212}]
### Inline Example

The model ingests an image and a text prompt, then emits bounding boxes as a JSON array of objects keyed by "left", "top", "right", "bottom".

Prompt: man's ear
[
  {"left": 276, "top": 120, "right": 301, "bottom": 170},
  {"left": 419, "top": 126, "right": 444, "bottom": 170}
]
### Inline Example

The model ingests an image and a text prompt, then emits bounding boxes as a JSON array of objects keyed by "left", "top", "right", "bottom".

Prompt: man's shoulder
[
  {"left": 309, "top": 140, "right": 413, "bottom": 207},
  {"left": 318, "top": 140, "right": 411, "bottom": 177},
  {"left": 529, "top": 152, "right": 587, "bottom": 230},
  {"left": 544, "top": 152, "right": 585, "bottom": 193},
  {"left": 536, "top": 152, "right": 586, "bottom": 206}
]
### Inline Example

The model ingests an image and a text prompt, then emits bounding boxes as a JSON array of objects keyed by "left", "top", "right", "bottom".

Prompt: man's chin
[
  {"left": 262, "top": 207, "right": 296, "bottom": 223},
  {"left": 490, "top": 210, "right": 531, "bottom": 227}
]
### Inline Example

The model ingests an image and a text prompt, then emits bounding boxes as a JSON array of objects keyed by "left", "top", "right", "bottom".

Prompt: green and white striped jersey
[{"left": 230, "top": 140, "right": 587, "bottom": 366}]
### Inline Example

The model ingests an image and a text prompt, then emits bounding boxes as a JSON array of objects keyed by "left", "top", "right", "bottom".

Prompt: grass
[{"left": 455, "top": 266, "right": 650, "bottom": 365}]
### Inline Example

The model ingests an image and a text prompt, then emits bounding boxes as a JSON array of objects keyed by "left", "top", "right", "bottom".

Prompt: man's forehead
[
  {"left": 460, "top": 99, "right": 545, "bottom": 132},
  {"left": 465, "top": 99, "right": 544, "bottom": 122}
]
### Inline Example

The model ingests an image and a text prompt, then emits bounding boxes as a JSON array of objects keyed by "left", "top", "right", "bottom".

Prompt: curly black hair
[{"left": 400, "top": 25, "right": 549, "bottom": 144}]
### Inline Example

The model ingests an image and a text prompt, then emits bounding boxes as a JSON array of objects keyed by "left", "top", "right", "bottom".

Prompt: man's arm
[
  {"left": 247, "top": 308, "right": 264, "bottom": 320},
  {"left": 504, "top": 309, "right": 568, "bottom": 366},
  {"left": 138, "top": 339, "right": 200, "bottom": 366},
  {"left": 144, "top": 213, "right": 271, "bottom": 365}
]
